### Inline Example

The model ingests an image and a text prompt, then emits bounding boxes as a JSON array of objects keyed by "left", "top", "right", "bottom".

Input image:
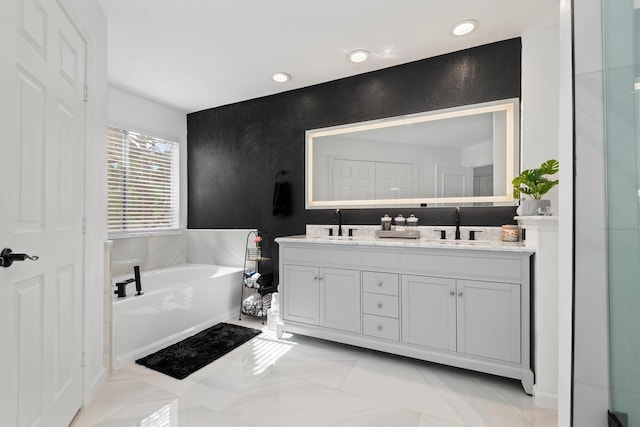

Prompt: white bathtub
[{"left": 112, "top": 263, "right": 244, "bottom": 368}]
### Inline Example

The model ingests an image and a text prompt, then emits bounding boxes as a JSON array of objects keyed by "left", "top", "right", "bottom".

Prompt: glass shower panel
[{"left": 605, "top": 1, "right": 640, "bottom": 425}]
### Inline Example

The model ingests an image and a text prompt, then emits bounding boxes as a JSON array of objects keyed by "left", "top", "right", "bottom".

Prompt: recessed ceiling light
[
  {"left": 451, "top": 19, "right": 478, "bottom": 36},
  {"left": 348, "top": 50, "right": 370, "bottom": 63},
  {"left": 272, "top": 72, "right": 290, "bottom": 83}
]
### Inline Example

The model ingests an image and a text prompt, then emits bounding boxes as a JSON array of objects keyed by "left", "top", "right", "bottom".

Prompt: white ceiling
[{"left": 98, "top": 0, "right": 559, "bottom": 114}]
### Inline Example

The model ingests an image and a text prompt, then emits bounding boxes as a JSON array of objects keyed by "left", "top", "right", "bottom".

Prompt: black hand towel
[{"left": 272, "top": 180, "right": 291, "bottom": 216}]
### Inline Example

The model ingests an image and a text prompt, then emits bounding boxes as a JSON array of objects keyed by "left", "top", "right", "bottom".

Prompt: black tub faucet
[
  {"left": 114, "top": 265, "right": 143, "bottom": 298},
  {"left": 455, "top": 207, "right": 461, "bottom": 240},
  {"left": 133, "top": 265, "right": 142, "bottom": 295},
  {"left": 334, "top": 209, "right": 343, "bottom": 237}
]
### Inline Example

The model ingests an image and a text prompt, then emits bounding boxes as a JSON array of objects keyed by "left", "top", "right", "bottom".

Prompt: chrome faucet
[
  {"left": 455, "top": 207, "right": 461, "bottom": 240},
  {"left": 334, "top": 209, "right": 343, "bottom": 237}
]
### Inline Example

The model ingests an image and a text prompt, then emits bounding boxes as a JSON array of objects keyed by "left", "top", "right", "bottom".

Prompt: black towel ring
[{"left": 276, "top": 170, "right": 288, "bottom": 183}]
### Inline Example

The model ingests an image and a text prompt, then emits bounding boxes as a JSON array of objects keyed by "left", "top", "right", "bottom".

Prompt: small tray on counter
[{"left": 375, "top": 229, "right": 421, "bottom": 239}]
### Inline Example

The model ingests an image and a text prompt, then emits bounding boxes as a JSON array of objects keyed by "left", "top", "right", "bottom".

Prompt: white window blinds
[{"left": 107, "top": 128, "right": 179, "bottom": 234}]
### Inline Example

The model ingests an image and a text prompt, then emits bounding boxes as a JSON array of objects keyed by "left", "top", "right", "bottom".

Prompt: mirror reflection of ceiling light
[
  {"left": 348, "top": 50, "right": 370, "bottom": 63},
  {"left": 451, "top": 19, "right": 478, "bottom": 36},
  {"left": 272, "top": 72, "right": 290, "bottom": 83}
]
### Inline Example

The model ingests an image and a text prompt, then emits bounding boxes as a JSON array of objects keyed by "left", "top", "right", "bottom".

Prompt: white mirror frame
[{"left": 305, "top": 98, "right": 520, "bottom": 209}]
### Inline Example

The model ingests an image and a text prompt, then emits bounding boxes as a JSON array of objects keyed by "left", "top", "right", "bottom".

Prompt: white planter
[{"left": 517, "top": 199, "right": 551, "bottom": 216}]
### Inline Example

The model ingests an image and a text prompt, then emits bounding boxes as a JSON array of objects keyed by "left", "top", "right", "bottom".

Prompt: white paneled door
[
  {"left": 0, "top": 0, "right": 86, "bottom": 426},
  {"left": 435, "top": 165, "right": 473, "bottom": 197},
  {"left": 331, "top": 159, "right": 376, "bottom": 200},
  {"left": 375, "top": 162, "right": 416, "bottom": 199},
  {"left": 331, "top": 159, "right": 416, "bottom": 200}
]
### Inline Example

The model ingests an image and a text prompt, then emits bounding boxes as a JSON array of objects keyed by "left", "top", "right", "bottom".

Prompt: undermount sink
[
  {"left": 314, "top": 235, "right": 354, "bottom": 241},
  {"left": 424, "top": 239, "right": 489, "bottom": 245}
]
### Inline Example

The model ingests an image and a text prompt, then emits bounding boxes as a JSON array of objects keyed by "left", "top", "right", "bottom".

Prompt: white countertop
[{"left": 275, "top": 234, "right": 534, "bottom": 253}]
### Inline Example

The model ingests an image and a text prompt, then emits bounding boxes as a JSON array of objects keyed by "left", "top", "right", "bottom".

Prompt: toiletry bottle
[{"left": 381, "top": 214, "right": 392, "bottom": 230}]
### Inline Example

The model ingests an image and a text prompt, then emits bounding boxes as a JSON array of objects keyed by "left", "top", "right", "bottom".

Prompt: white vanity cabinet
[
  {"left": 402, "top": 276, "right": 521, "bottom": 363},
  {"left": 402, "top": 275, "right": 456, "bottom": 351},
  {"left": 320, "top": 268, "right": 361, "bottom": 333},
  {"left": 282, "top": 264, "right": 361, "bottom": 333},
  {"left": 362, "top": 271, "right": 400, "bottom": 341},
  {"left": 276, "top": 237, "right": 534, "bottom": 393},
  {"left": 282, "top": 265, "right": 319, "bottom": 325},
  {"left": 456, "top": 279, "right": 521, "bottom": 363}
]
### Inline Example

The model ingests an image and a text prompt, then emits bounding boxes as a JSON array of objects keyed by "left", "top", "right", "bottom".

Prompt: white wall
[
  {"left": 522, "top": 16, "right": 574, "bottom": 421},
  {"left": 58, "top": 0, "right": 109, "bottom": 406},
  {"left": 557, "top": 0, "right": 575, "bottom": 424},
  {"left": 521, "top": 7, "right": 575, "bottom": 423},
  {"left": 521, "top": 23, "right": 561, "bottom": 211},
  {"left": 571, "top": 0, "right": 611, "bottom": 424},
  {"left": 107, "top": 85, "right": 189, "bottom": 228},
  {"left": 461, "top": 141, "right": 492, "bottom": 169}
]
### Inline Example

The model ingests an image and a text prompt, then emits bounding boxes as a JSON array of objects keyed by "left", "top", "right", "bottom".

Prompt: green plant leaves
[
  {"left": 539, "top": 159, "right": 559, "bottom": 175},
  {"left": 512, "top": 159, "right": 559, "bottom": 200}
]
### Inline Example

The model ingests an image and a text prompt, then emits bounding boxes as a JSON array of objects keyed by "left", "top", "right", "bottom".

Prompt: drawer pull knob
[
  {"left": 377, "top": 325, "right": 383, "bottom": 331},
  {"left": 377, "top": 280, "right": 383, "bottom": 286},
  {"left": 377, "top": 302, "right": 383, "bottom": 309}
]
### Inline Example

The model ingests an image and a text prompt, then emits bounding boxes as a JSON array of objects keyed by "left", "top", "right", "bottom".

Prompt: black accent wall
[{"left": 187, "top": 38, "right": 522, "bottom": 279}]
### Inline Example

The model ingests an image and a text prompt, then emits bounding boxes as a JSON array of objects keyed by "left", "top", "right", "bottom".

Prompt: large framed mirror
[{"left": 305, "top": 98, "right": 520, "bottom": 209}]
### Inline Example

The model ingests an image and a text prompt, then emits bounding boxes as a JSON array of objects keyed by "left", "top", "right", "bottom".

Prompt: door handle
[{"left": 1, "top": 248, "right": 39, "bottom": 268}]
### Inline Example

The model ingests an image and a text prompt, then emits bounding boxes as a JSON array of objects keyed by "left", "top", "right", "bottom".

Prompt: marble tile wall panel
[
  {"left": 186, "top": 229, "right": 255, "bottom": 268},
  {"left": 110, "top": 234, "right": 186, "bottom": 277}
]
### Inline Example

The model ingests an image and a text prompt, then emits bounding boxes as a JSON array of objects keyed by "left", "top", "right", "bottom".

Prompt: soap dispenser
[{"left": 381, "top": 214, "right": 392, "bottom": 230}]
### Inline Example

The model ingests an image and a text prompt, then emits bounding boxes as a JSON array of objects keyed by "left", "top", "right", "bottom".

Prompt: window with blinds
[{"left": 107, "top": 128, "right": 179, "bottom": 234}]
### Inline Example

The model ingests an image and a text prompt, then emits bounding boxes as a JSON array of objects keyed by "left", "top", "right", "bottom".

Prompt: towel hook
[{"left": 275, "top": 170, "right": 288, "bottom": 183}]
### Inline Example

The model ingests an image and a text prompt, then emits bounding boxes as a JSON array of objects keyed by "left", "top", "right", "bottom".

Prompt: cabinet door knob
[
  {"left": 450, "top": 291, "right": 455, "bottom": 296},
  {"left": 377, "top": 280, "right": 383, "bottom": 286},
  {"left": 318, "top": 276, "right": 324, "bottom": 281},
  {"left": 377, "top": 302, "right": 383, "bottom": 309},
  {"left": 458, "top": 291, "right": 463, "bottom": 297},
  {"left": 313, "top": 276, "right": 318, "bottom": 280},
  {"left": 377, "top": 324, "right": 383, "bottom": 331}
]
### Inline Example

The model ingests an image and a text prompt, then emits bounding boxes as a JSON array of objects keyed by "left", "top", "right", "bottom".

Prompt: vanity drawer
[
  {"left": 362, "top": 293, "right": 399, "bottom": 318},
  {"left": 362, "top": 271, "right": 399, "bottom": 296},
  {"left": 363, "top": 314, "right": 399, "bottom": 341}
]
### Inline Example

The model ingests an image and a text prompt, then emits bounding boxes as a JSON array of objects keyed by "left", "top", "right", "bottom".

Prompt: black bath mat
[{"left": 135, "top": 322, "right": 261, "bottom": 379}]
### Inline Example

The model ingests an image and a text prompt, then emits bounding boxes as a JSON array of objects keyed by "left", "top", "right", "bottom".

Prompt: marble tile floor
[{"left": 72, "top": 318, "right": 557, "bottom": 427}]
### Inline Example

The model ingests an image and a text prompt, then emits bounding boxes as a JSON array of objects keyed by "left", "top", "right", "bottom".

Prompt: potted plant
[{"left": 512, "top": 159, "right": 559, "bottom": 216}]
